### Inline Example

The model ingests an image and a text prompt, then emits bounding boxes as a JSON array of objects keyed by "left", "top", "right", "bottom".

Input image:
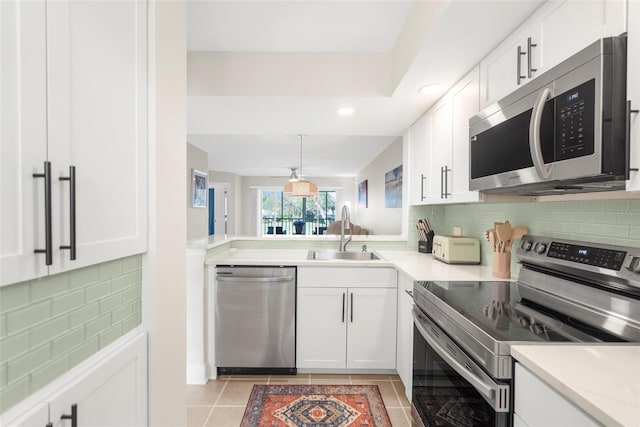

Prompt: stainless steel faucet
[{"left": 339, "top": 205, "right": 352, "bottom": 252}]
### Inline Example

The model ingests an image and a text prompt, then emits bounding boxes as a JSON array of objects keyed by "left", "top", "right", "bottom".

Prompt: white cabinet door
[
  {"left": 346, "top": 287, "right": 397, "bottom": 370},
  {"left": 409, "top": 112, "right": 431, "bottom": 205},
  {"left": 450, "top": 66, "right": 481, "bottom": 203},
  {"left": 3, "top": 402, "right": 49, "bottom": 427},
  {"left": 427, "top": 98, "right": 453, "bottom": 204},
  {"left": 479, "top": 26, "right": 533, "bottom": 108},
  {"left": 47, "top": 0, "right": 147, "bottom": 274},
  {"left": 396, "top": 273, "right": 413, "bottom": 401},
  {"left": 536, "top": 0, "right": 622, "bottom": 76},
  {"left": 480, "top": 0, "right": 625, "bottom": 110},
  {"left": 628, "top": 0, "right": 640, "bottom": 191},
  {"left": 48, "top": 333, "right": 147, "bottom": 427},
  {"left": 0, "top": 0, "right": 49, "bottom": 285},
  {"left": 514, "top": 363, "right": 600, "bottom": 427},
  {"left": 0, "top": 0, "right": 147, "bottom": 286},
  {"left": 296, "top": 287, "right": 348, "bottom": 369}
]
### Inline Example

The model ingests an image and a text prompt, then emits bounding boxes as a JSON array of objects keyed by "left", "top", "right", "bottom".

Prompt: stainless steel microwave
[{"left": 469, "top": 35, "right": 629, "bottom": 195}]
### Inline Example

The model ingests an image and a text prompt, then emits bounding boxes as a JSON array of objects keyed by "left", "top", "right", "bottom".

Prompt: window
[{"left": 261, "top": 191, "right": 336, "bottom": 235}]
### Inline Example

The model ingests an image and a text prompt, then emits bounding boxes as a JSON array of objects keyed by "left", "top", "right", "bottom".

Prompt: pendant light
[{"left": 284, "top": 134, "right": 318, "bottom": 197}]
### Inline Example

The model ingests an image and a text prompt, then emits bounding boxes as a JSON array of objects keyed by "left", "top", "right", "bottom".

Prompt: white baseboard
[{"left": 186, "top": 364, "right": 208, "bottom": 385}]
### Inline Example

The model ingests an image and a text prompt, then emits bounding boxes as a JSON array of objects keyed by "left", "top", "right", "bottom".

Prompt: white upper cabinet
[
  {"left": 480, "top": 0, "right": 627, "bottom": 109},
  {"left": 628, "top": 0, "right": 640, "bottom": 191},
  {"left": 450, "top": 68, "right": 481, "bottom": 203},
  {"left": 479, "top": 22, "right": 538, "bottom": 108},
  {"left": 1, "top": 1, "right": 50, "bottom": 284},
  {"left": 423, "top": 66, "right": 481, "bottom": 205},
  {"left": 0, "top": 0, "right": 147, "bottom": 285},
  {"left": 408, "top": 113, "right": 431, "bottom": 205}
]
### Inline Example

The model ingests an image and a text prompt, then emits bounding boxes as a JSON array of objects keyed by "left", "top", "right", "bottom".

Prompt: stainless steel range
[{"left": 411, "top": 235, "right": 640, "bottom": 427}]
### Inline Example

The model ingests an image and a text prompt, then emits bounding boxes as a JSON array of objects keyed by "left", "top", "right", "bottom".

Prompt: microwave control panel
[{"left": 555, "top": 79, "right": 595, "bottom": 161}]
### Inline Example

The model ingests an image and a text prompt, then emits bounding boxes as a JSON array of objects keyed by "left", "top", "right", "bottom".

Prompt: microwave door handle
[
  {"left": 412, "top": 309, "right": 509, "bottom": 412},
  {"left": 529, "top": 87, "right": 553, "bottom": 180}
]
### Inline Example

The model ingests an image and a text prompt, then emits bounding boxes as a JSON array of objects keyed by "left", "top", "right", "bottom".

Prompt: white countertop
[
  {"left": 511, "top": 344, "right": 640, "bottom": 427},
  {"left": 203, "top": 247, "right": 503, "bottom": 281}
]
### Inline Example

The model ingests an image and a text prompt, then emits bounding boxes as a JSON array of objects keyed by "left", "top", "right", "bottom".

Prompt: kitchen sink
[{"left": 307, "top": 250, "right": 382, "bottom": 261}]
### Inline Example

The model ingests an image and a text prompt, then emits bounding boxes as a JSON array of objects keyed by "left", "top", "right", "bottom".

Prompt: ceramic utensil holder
[
  {"left": 492, "top": 252, "right": 511, "bottom": 279},
  {"left": 418, "top": 230, "right": 435, "bottom": 253}
]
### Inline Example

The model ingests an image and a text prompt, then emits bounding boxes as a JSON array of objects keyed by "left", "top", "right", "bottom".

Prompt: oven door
[{"left": 411, "top": 307, "right": 511, "bottom": 427}]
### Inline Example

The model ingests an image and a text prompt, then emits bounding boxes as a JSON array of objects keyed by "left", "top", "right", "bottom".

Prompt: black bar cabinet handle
[
  {"left": 33, "top": 161, "right": 52, "bottom": 265},
  {"left": 59, "top": 165, "right": 76, "bottom": 260},
  {"left": 350, "top": 292, "right": 354, "bottom": 323},
  {"left": 60, "top": 403, "right": 77, "bottom": 427},
  {"left": 517, "top": 45, "right": 526, "bottom": 85},
  {"left": 628, "top": 101, "right": 637, "bottom": 174},
  {"left": 527, "top": 37, "right": 537, "bottom": 78},
  {"left": 444, "top": 165, "right": 450, "bottom": 198},
  {"left": 341, "top": 292, "right": 346, "bottom": 323},
  {"left": 46, "top": 423, "right": 53, "bottom": 427},
  {"left": 420, "top": 174, "right": 426, "bottom": 201}
]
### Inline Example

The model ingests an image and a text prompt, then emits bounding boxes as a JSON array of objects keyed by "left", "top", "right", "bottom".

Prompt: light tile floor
[{"left": 187, "top": 374, "right": 412, "bottom": 427}]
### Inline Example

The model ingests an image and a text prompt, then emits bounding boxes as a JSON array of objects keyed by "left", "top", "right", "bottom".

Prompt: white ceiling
[{"left": 187, "top": 0, "right": 544, "bottom": 177}]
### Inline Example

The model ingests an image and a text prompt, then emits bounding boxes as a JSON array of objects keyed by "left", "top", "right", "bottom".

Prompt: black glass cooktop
[{"left": 414, "top": 280, "right": 620, "bottom": 344}]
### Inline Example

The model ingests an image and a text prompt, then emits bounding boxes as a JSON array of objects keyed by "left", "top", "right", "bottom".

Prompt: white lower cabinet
[
  {"left": 396, "top": 273, "right": 413, "bottom": 401},
  {"left": 296, "top": 267, "right": 397, "bottom": 370},
  {"left": 514, "top": 362, "right": 600, "bottom": 427},
  {"left": 1, "top": 332, "right": 147, "bottom": 427}
]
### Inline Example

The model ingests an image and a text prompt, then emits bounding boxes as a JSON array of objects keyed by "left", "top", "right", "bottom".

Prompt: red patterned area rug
[{"left": 240, "top": 384, "right": 393, "bottom": 427}]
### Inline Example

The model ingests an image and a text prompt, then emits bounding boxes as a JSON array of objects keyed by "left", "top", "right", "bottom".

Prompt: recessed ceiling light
[
  {"left": 337, "top": 107, "right": 354, "bottom": 116},
  {"left": 418, "top": 84, "right": 443, "bottom": 95}
]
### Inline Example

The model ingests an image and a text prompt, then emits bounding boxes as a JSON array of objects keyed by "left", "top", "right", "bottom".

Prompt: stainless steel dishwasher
[{"left": 214, "top": 266, "right": 296, "bottom": 374}]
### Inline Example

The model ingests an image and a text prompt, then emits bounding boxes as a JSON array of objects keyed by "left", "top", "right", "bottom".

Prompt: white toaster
[{"left": 432, "top": 235, "right": 481, "bottom": 264}]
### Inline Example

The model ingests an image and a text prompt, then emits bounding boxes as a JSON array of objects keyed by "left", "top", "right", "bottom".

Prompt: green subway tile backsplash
[
  {"left": 0, "top": 255, "right": 142, "bottom": 413},
  {"left": 411, "top": 197, "right": 640, "bottom": 270}
]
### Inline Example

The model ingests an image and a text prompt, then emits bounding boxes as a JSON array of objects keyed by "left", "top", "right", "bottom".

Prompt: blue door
[{"left": 208, "top": 188, "right": 215, "bottom": 235}]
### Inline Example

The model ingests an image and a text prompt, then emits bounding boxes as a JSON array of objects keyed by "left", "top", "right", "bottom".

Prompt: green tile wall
[
  {"left": 0, "top": 255, "right": 143, "bottom": 413},
  {"left": 411, "top": 198, "right": 640, "bottom": 270}
]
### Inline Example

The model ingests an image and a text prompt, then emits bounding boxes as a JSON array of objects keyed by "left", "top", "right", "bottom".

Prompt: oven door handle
[{"left": 412, "top": 308, "right": 509, "bottom": 412}]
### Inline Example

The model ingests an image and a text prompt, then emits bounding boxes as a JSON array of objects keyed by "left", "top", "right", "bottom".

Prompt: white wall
[
  {"left": 208, "top": 170, "right": 241, "bottom": 235},
  {"left": 143, "top": 1, "right": 187, "bottom": 425},
  {"left": 187, "top": 143, "right": 208, "bottom": 240},
  {"left": 355, "top": 136, "right": 403, "bottom": 235}
]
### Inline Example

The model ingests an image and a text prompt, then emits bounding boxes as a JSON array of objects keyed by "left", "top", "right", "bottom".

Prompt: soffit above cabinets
[{"left": 187, "top": 0, "right": 545, "bottom": 177}]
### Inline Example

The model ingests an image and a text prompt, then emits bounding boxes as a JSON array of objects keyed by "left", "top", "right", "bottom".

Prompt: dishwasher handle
[{"left": 216, "top": 276, "right": 293, "bottom": 283}]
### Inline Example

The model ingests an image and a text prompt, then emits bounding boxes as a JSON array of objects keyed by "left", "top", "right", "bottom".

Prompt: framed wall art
[
  {"left": 384, "top": 165, "right": 402, "bottom": 208},
  {"left": 191, "top": 169, "right": 208, "bottom": 208},
  {"left": 358, "top": 179, "right": 368, "bottom": 208}
]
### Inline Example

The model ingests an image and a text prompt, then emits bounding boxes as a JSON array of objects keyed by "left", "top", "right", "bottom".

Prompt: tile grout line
[
  {"left": 200, "top": 377, "right": 230, "bottom": 427},
  {"left": 388, "top": 378, "right": 412, "bottom": 425}
]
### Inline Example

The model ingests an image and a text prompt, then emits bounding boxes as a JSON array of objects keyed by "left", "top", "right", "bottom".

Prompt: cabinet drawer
[
  {"left": 514, "top": 363, "right": 600, "bottom": 426},
  {"left": 297, "top": 267, "right": 397, "bottom": 288}
]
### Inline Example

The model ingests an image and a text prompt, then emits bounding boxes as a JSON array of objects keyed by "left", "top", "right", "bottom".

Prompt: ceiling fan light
[
  {"left": 290, "top": 180, "right": 318, "bottom": 197},
  {"left": 284, "top": 134, "right": 318, "bottom": 196}
]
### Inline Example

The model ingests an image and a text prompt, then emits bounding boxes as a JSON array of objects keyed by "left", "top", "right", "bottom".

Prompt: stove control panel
[
  {"left": 518, "top": 235, "right": 640, "bottom": 297},
  {"left": 546, "top": 242, "right": 627, "bottom": 270}
]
